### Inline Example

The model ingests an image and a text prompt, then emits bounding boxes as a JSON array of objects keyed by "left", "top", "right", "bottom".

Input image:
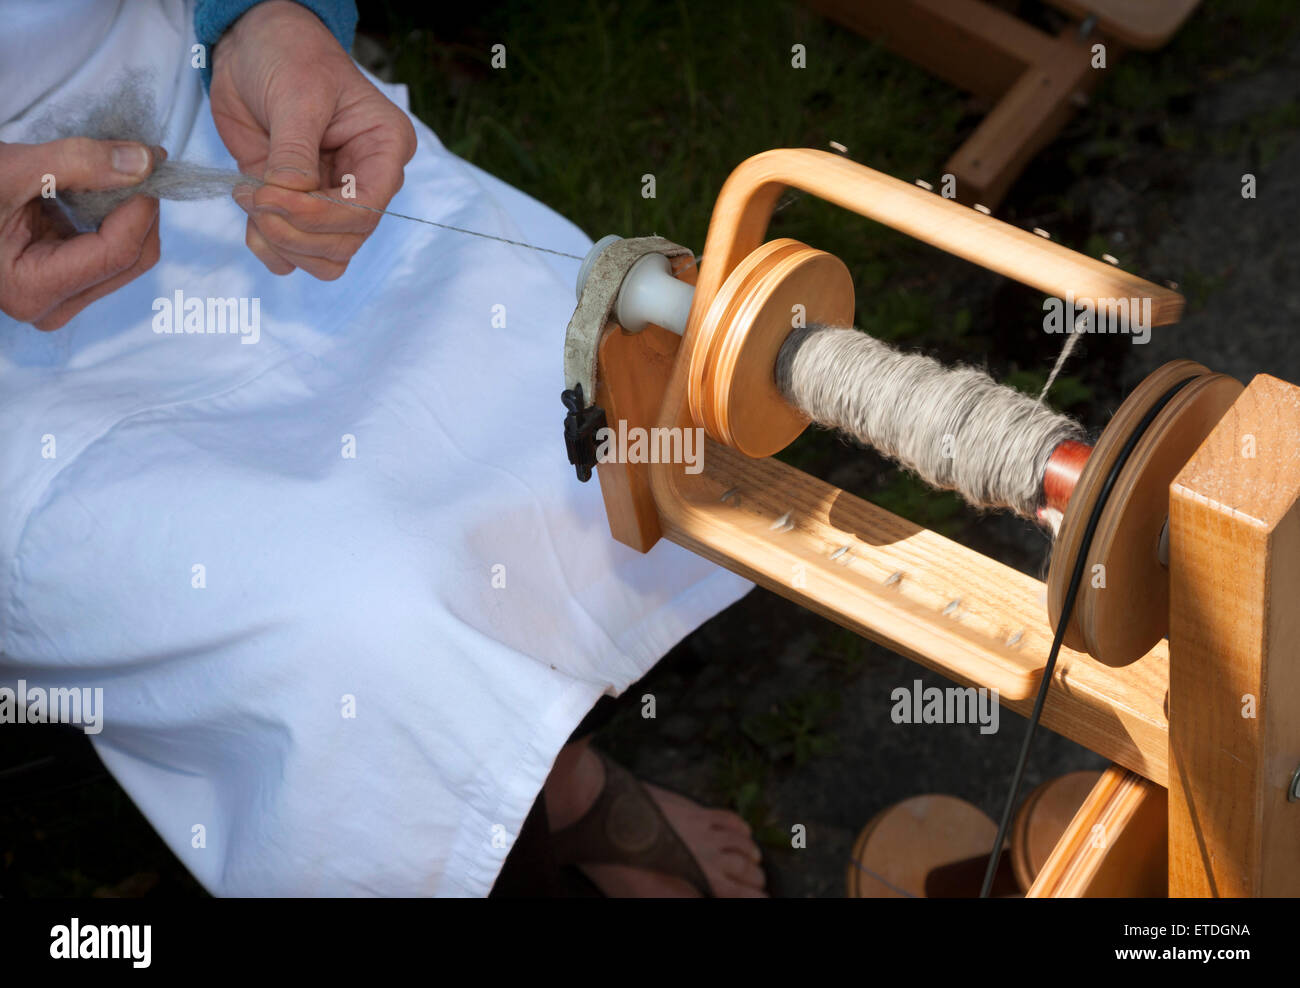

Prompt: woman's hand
[
  {"left": 0, "top": 138, "right": 160, "bottom": 330},
  {"left": 210, "top": 0, "right": 417, "bottom": 280}
]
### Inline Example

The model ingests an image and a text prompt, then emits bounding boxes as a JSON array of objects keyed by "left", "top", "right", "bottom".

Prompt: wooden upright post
[{"left": 1168, "top": 374, "right": 1300, "bottom": 896}]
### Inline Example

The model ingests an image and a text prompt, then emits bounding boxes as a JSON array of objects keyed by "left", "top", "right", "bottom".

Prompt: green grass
[
  {"left": 741, "top": 689, "right": 840, "bottom": 767},
  {"left": 372, "top": 0, "right": 966, "bottom": 332},
  {"left": 713, "top": 743, "right": 779, "bottom": 840}
]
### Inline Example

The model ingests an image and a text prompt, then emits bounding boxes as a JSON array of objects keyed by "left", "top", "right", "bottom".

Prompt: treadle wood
[
  {"left": 945, "top": 26, "right": 1100, "bottom": 208},
  {"left": 804, "top": 0, "right": 1044, "bottom": 101},
  {"left": 1168, "top": 374, "right": 1300, "bottom": 897},
  {"left": 1026, "top": 765, "right": 1168, "bottom": 897},
  {"left": 806, "top": 1, "right": 1199, "bottom": 205},
  {"left": 1048, "top": 0, "right": 1200, "bottom": 49},
  {"left": 662, "top": 440, "right": 1171, "bottom": 781}
]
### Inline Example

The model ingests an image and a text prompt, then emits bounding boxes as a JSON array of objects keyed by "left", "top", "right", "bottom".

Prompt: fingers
[
  {"left": 241, "top": 213, "right": 345, "bottom": 280},
  {"left": 4, "top": 195, "right": 159, "bottom": 326},
  {"left": 248, "top": 206, "right": 364, "bottom": 264},
  {"left": 244, "top": 183, "right": 379, "bottom": 236},
  {"left": 0, "top": 138, "right": 162, "bottom": 327},
  {"left": 33, "top": 194, "right": 160, "bottom": 300},
  {"left": 243, "top": 218, "right": 296, "bottom": 276},
  {"left": 262, "top": 89, "right": 335, "bottom": 191},
  {"left": 234, "top": 92, "right": 416, "bottom": 280},
  {"left": 33, "top": 204, "right": 161, "bottom": 330},
  {"left": 0, "top": 137, "right": 156, "bottom": 207},
  {"left": 235, "top": 183, "right": 366, "bottom": 280},
  {"left": 331, "top": 115, "right": 416, "bottom": 215}
]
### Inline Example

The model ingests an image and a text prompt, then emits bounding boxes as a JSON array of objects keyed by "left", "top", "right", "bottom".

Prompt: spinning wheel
[{"left": 561, "top": 148, "right": 1300, "bottom": 897}]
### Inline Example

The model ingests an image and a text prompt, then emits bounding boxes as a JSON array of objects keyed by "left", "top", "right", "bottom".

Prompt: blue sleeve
[{"left": 194, "top": 0, "right": 359, "bottom": 89}]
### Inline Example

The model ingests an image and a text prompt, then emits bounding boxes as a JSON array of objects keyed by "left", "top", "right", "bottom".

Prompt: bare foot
[{"left": 544, "top": 740, "right": 767, "bottom": 898}]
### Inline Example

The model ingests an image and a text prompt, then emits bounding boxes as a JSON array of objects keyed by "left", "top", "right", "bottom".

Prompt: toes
[
  {"left": 717, "top": 849, "right": 766, "bottom": 889},
  {"left": 708, "top": 819, "right": 762, "bottom": 862},
  {"left": 710, "top": 871, "right": 770, "bottom": 898},
  {"left": 708, "top": 809, "right": 753, "bottom": 836},
  {"left": 716, "top": 832, "right": 763, "bottom": 864},
  {"left": 634, "top": 780, "right": 768, "bottom": 897}
]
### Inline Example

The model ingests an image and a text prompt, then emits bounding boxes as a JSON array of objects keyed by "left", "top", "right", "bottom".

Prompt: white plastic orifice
[{"left": 575, "top": 235, "right": 695, "bottom": 335}]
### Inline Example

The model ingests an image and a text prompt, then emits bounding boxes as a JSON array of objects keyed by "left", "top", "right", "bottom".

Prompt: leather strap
[
  {"left": 562, "top": 235, "right": 692, "bottom": 408},
  {"left": 549, "top": 750, "right": 712, "bottom": 896}
]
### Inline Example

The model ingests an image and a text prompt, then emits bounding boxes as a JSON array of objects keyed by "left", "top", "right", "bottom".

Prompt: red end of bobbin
[{"left": 1042, "top": 439, "right": 1092, "bottom": 516}]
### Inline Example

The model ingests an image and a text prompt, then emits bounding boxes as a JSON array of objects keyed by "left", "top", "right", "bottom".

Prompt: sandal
[{"left": 548, "top": 749, "right": 712, "bottom": 897}]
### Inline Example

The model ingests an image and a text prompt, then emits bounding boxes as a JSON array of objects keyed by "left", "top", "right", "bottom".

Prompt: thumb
[
  {"left": 263, "top": 92, "right": 333, "bottom": 191},
  {"left": 4, "top": 138, "right": 156, "bottom": 203}
]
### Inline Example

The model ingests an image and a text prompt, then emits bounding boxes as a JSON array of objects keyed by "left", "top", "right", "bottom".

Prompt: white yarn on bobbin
[{"left": 776, "top": 325, "right": 1085, "bottom": 519}]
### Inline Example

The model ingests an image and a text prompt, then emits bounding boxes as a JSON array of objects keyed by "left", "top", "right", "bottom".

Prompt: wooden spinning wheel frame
[{"left": 587, "top": 149, "right": 1300, "bottom": 897}]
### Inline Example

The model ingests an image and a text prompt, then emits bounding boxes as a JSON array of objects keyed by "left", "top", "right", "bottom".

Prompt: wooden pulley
[
  {"left": 1009, "top": 770, "right": 1102, "bottom": 890},
  {"left": 687, "top": 238, "right": 855, "bottom": 457},
  {"left": 846, "top": 795, "right": 1018, "bottom": 898},
  {"left": 1045, "top": 360, "right": 1243, "bottom": 665}
]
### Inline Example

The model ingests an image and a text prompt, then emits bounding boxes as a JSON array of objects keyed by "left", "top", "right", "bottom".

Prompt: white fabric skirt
[{"left": 0, "top": 0, "right": 750, "bottom": 895}]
